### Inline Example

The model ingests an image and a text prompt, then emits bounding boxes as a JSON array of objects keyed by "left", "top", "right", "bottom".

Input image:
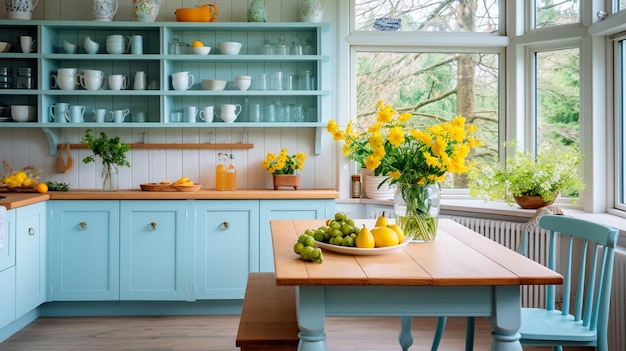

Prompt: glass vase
[
  {"left": 394, "top": 183, "right": 440, "bottom": 242},
  {"left": 101, "top": 163, "right": 118, "bottom": 191}
]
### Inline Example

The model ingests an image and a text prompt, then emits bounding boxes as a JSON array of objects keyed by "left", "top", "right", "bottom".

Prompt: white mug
[
  {"left": 133, "top": 71, "right": 146, "bottom": 90},
  {"left": 51, "top": 73, "right": 78, "bottom": 90},
  {"left": 93, "top": 108, "right": 107, "bottom": 123},
  {"left": 199, "top": 106, "right": 214, "bottom": 122},
  {"left": 185, "top": 106, "right": 198, "bottom": 123},
  {"left": 108, "top": 74, "right": 128, "bottom": 90},
  {"left": 172, "top": 71, "right": 194, "bottom": 91},
  {"left": 80, "top": 74, "right": 105, "bottom": 90},
  {"left": 64, "top": 105, "right": 86, "bottom": 123},
  {"left": 109, "top": 108, "right": 130, "bottom": 123},
  {"left": 49, "top": 103, "right": 70, "bottom": 123},
  {"left": 20, "top": 36, "right": 36, "bottom": 53}
]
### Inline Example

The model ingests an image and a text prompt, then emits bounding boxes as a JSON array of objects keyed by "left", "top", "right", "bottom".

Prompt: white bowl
[
  {"left": 11, "top": 105, "right": 36, "bottom": 122},
  {"left": 219, "top": 42, "right": 242, "bottom": 55},
  {"left": 234, "top": 77, "right": 252, "bottom": 91},
  {"left": 192, "top": 46, "right": 211, "bottom": 55},
  {"left": 0, "top": 42, "right": 11, "bottom": 53},
  {"left": 202, "top": 79, "right": 227, "bottom": 91},
  {"left": 63, "top": 41, "right": 77, "bottom": 54}
]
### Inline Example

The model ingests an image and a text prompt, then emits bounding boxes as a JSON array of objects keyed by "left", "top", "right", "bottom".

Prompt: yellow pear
[
  {"left": 355, "top": 225, "right": 375, "bottom": 248},
  {"left": 374, "top": 212, "right": 388, "bottom": 227},
  {"left": 371, "top": 226, "right": 400, "bottom": 247},
  {"left": 387, "top": 223, "right": 405, "bottom": 242}
]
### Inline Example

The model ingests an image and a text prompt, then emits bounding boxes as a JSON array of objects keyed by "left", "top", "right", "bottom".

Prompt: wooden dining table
[{"left": 271, "top": 218, "right": 563, "bottom": 351}]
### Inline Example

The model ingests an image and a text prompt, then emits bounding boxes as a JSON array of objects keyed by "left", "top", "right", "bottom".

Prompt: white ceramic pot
[
  {"left": 132, "top": 0, "right": 161, "bottom": 22},
  {"left": 92, "top": 0, "right": 118, "bottom": 21},
  {"left": 6, "top": 0, "right": 39, "bottom": 20}
]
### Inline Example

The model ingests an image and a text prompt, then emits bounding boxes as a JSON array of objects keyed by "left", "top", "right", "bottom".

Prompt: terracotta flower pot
[
  {"left": 513, "top": 195, "right": 556, "bottom": 209},
  {"left": 273, "top": 174, "right": 300, "bottom": 190}
]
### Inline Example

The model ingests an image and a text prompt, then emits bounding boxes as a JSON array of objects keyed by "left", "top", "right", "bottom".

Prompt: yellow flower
[
  {"left": 387, "top": 126, "right": 405, "bottom": 147},
  {"left": 262, "top": 148, "right": 306, "bottom": 175}
]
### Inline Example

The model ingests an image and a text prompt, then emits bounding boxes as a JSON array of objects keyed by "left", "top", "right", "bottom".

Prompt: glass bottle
[
  {"left": 226, "top": 154, "right": 237, "bottom": 191},
  {"left": 215, "top": 153, "right": 227, "bottom": 191},
  {"left": 262, "top": 39, "right": 273, "bottom": 55},
  {"left": 290, "top": 38, "right": 303, "bottom": 55},
  {"left": 275, "top": 37, "right": 288, "bottom": 55}
]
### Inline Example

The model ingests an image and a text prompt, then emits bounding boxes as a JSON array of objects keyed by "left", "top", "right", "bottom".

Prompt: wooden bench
[{"left": 236, "top": 272, "right": 299, "bottom": 351}]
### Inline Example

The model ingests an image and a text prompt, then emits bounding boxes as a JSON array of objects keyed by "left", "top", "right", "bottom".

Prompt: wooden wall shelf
[{"left": 57, "top": 143, "right": 253, "bottom": 150}]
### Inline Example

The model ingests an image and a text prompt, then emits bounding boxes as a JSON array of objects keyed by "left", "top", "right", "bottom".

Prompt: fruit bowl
[
  {"left": 315, "top": 237, "right": 411, "bottom": 256},
  {"left": 173, "top": 183, "right": 202, "bottom": 192},
  {"left": 140, "top": 183, "right": 177, "bottom": 192},
  {"left": 192, "top": 46, "right": 211, "bottom": 55}
]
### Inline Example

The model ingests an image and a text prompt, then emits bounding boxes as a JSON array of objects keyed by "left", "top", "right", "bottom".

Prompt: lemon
[
  {"left": 35, "top": 182, "right": 48, "bottom": 193},
  {"left": 22, "top": 178, "right": 37, "bottom": 187},
  {"left": 192, "top": 40, "right": 204, "bottom": 48},
  {"left": 387, "top": 223, "right": 405, "bottom": 242},
  {"left": 371, "top": 226, "right": 400, "bottom": 247}
]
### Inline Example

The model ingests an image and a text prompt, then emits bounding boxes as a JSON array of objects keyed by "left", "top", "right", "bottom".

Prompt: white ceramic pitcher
[
  {"left": 6, "top": 0, "right": 39, "bottom": 20},
  {"left": 92, "top": 0, "right": 118, "bottom": 21},
  {"left": 298, "top": 0, "right": 324, "bottom": 22}
]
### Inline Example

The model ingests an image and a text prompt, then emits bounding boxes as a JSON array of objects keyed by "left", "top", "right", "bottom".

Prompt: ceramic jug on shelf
[
  {"left": 92, "top": 0, "right": 118, "bottom": 21},
  {"left": 132, "top": 0, "right": 161, "bottom": 22},
  {"left": 298, "top": 0, "right": 324, "bottom": 22},
  {"left": 6, "top": 0, "right": 39, "bottom": 20},
  {"left": 247, "top": 0, "right": 266, "bottom": 22}
]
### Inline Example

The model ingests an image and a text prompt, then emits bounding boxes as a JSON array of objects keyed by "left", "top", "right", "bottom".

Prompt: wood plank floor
[{"left": 0, "top": 315, "right": 592, "bottom": 351}]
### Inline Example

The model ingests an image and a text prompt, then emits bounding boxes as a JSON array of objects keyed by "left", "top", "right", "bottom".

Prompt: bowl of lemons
[{"left": 191, "top": 41, "right": 211, "bottom": 55}]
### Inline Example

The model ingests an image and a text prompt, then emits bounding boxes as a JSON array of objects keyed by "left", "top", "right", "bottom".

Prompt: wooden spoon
[
  {"left": 64, "top": 143, "right": 73, "bottom": 172},
  {"left": 55, "top": 143, "right": 66, "bottom": 173}
]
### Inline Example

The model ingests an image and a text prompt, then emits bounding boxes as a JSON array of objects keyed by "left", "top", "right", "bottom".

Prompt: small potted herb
[
  {"left": 81, "top": 129, "right": 130, "bottom": 191},
  {"left": 468, "top": 141, "right": 585, "bottom": 208}
]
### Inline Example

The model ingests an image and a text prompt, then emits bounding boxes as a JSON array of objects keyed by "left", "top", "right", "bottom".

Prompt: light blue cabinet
[
  {"left": 193, "top": 200, "right": 259, "bottom": 300},
  {"left": 15, "top": 201, "right": 46, "bottom": 319},
  {"left": 120, "top": 201, "right": 188, "bottom": 301},
  {"left": 48, "top": 201, "right": 120, "bottom": 301},
  {"left": 0, "top": 207, "right": 16, "bottom": 330},
  {"left": 259, "top": 199, "right": 334, "bottom": 272}
]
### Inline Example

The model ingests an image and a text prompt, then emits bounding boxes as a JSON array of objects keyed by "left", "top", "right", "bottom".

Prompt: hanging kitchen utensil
[
  {"left": 56, "top": 144, "right": 66, "bottom": 173},
  {"left": 64, "top": 144, "right": 74, "bottom": 172}
]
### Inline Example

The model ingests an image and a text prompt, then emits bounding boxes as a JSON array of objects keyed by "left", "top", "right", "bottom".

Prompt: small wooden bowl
[
  {"left": 140, "top": 183, "right": 177, "bottom": 192},
  {"left": 7, "top": 186, "right": 36, "bottom": 192},
  {"left": 173, "top": 183, "right": 202, "bottom": 192}
]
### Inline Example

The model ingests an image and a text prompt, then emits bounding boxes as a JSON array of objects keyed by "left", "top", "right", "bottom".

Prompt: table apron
[{"left": 304, "top": 285, "right": 514, "bottom": 317}]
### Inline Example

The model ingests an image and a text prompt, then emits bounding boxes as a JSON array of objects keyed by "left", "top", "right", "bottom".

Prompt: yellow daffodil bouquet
[
  {"left": 262, "top": 148, "right": 307, "bottom": 175},
  {"left": 327, "top": 101, "right": 482, "bottom": 241}
]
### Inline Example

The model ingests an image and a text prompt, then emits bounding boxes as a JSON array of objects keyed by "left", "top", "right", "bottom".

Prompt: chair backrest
[{"left": 538, "top": 214, "right": 619, "bottom": 335}]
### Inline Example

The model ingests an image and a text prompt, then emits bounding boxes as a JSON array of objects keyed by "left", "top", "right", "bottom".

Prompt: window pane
[
  {"left": 354, "top": 0, "right": 499, "bottom": 32},
  {"left": 534, "top": 48, "right": 580, "bottom": 149},
  {"left": 616, "top": 40, "right": 626, "bottom": 209},
  {"left": 356, "top": 52, "right": 500, "bottom": 189},
  {"left": 534, "top": 0, "right": 579, "bottom": 28},
  {"left": 618, "top": 0, "right": 626, "bottom": 12}
]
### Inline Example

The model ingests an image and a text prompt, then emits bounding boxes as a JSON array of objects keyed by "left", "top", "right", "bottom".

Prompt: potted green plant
[
  {"left": 81, "top": 129, "right": 130, "bottom": 191},
  {"left": 262, "top": 147, "right": 306, "bottom": 190},
  {"left": 468, "top": 141, "right": 585, "bottom": 208}
]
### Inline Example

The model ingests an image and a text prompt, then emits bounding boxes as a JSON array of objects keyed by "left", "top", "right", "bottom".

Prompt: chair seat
[{"left": 520, "top": 308, "right": 597, "bottom": 342}]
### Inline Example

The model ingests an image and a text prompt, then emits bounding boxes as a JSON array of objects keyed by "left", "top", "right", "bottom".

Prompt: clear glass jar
[
  {"left": 17, "top": 67, "right": 35, "bottom": 89},
  {"left": 0, "top": 67, "right": 13, "bottom": 89}
]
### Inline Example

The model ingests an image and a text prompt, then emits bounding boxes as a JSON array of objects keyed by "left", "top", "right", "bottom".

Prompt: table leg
[
  {"left": 399, "top": 316, "right": 414, "bottom": 351},
  {"left": 490, "top": 286, "right": 523, "bottom": 351},
  {"left": 297, "top": 286, "right": 327, "bottom": 351}
]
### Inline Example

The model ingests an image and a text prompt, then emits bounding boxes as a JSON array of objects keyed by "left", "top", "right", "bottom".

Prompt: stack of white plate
[{"left": 363, "top": 175, "right": 396, "bottom": 200}]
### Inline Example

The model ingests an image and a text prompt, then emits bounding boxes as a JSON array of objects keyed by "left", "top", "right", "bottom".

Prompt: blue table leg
[
  {"left": 399, "top": 316, "right": 414, "bottom": 351},
  {"left": 297, "top": 286, "right": 327, "bottom": 351},
  {"left": 490, "top": 286, "right": 523, "bottom": 351}
]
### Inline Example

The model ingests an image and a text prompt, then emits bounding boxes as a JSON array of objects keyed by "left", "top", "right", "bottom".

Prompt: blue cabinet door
[
  {"left": 0, "top": 267, "right": 15, "bottom": 331},
  {"left": 259, "top": 200, "right": 334, "bottom": 272},
  {"left": 194, "top": 200, "right": 259, "bottom": 300},
  {"left": 120, "top": 200, "right": 188, "bottom": 300},
  {"left": 15, "top": 202, "right": 46, "bottom": 318},
  {"left": 49, "top": 201, "right": 120, "bottom": 301},
  {"left": 0, "top": 207, "right": 15, "bottom": 273}
]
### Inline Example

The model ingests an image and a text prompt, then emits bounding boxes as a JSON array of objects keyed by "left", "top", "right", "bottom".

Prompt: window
[
  {"left": 353, "top": 0, "right": 499, "bottom": 32},
  {"left": 617, "top": 37, "right": 626, "bottom": 210},
  {"left": 355, "top": 51, "right": 500, "bottom": 189},
  {"left": 533, "top": 0, "right": 580, "bottom": 28},
  {"left": 533, "top": 47, "right": 580, "bottom": 149}
]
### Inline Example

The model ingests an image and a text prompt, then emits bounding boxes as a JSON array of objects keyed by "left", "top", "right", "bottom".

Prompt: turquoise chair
[{"left": 431, "top": 214, "right": 618, "bottom": 351}]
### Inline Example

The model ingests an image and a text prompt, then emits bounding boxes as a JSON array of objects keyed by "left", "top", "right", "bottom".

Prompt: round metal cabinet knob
[
  {"left": 149, "top": 222, "right": 158, "bottom": 230},
  {"left": 220, "top": 221, "right": 230, "bottom": 229},
  {"left": 79, "top": 221, "right": 87, "bottom": 230}
]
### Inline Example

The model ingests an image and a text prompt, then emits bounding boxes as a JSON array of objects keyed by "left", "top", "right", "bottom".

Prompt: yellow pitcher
[{"left": 174, "top": 4, "right": 218, "bottom": 22}]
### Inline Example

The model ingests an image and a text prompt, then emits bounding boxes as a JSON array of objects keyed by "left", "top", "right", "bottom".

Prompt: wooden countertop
[
  {"left": 0, "top": 192, "right": 50, "bottom": 210},
  {"left": 271, "top": 219, "right": 563, "bottom": 287},
  {"left": 0, "top": 189, "right": 338, "bottom": 209}
]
